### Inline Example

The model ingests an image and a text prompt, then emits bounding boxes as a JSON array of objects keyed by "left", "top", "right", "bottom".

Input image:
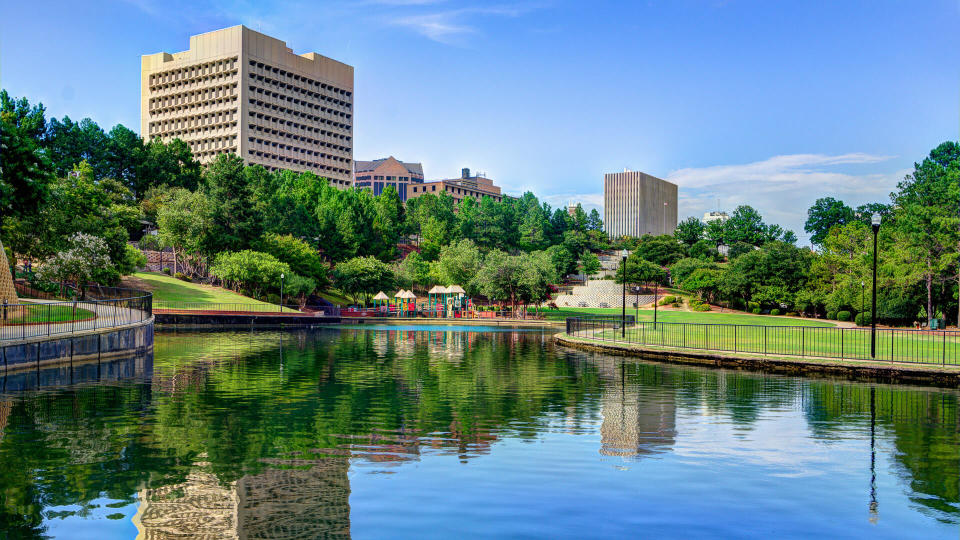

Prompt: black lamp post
[
  {"left": 870, "top": 213, "right": 881, "bottom": 358},
  {"left": 621, "top": 249, "right": 628, "bottom": 338},
  {"left": 279, "top": 272, "right": 284, "bottom": 313}
]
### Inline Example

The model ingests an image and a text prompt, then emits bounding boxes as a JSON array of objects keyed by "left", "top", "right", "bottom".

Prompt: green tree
[
  {"left": 634, "top": 234, "right": 686, "bottom": 266},
  {"left": 682, "top": 267, "right": 723, "bottom": 303},
  {"left": 0, "top": 91, "right": 53, "bottom": 234},
  {"left": 614, "top": 255, "right": 667, "bottom": 285},
  {"left": 333, "top": 256, "right": 396, "bottom": 305},
  {"left": 371, "top": 184, "right": 405, "bottom": 261},
  {"left": 804, "top": 197, "right": 855, "bottom": 246},
  {"left": 688, "top": 239, "right": 722, "bottom": 261},
  {"left": 724, "top": 205, "right": 767, "bottom": 246},
  {"left": 435, "top": 239, "right": 482, "bottom": 295},
  {"left": 580, "top": 250, "right": 601, "bottom": 277},
  {"left": 545, "top": 244, "right": 576, "bottom": 278},
  {"left": 675, "top": 217, "right": 705, "bottom": 246},
  {"left": 256, "top": 233, "right": 330, "bottom": 291},
  {"left": 203, "top": 155, "right": 264, "bottom": 253},
  {"left": 157, "top": 187, "right": 210, "bottom": 276},
  {"left": 587, "top": 209, "right": 603, "bottom": 231},
  {"left": 395, "top": 251, "right": 432, "bottom": 291},
  {"left": 210, "top": 250, "right": 290, "bottom": 297}
]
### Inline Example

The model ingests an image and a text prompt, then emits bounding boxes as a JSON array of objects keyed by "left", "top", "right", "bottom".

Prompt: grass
[
  {"left": 541, "top": 307, "right": 838, "bottom": 327},
  {"left": 1, "top": 303, "right": 96, "bottom": 324},
  {"left": 125, "top": 272, "right": 297, "bottom": 312},
  {"left": 576, "top": 322, "right": 959, "bottom": 365}
]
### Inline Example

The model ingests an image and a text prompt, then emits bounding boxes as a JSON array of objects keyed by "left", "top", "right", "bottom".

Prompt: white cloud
[{"left": 387, "top": 4, "right": 534, "bottom": 44}]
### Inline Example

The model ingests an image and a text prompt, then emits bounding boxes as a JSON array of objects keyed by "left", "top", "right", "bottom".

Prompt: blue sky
[{"left": 2, "top": 0, "right": 958, "bottom": 243}]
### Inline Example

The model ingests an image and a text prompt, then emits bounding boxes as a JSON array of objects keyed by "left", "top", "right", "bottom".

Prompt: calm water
[{"left": 0, "top": 326, "right": 958, "bottom": 538}]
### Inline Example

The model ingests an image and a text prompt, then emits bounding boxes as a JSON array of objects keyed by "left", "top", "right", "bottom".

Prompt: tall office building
[
  {"left": 603, "top": 171, "right": 678, "bottom": 238},
  {"left": 141, "top": 26, "right": 354, "bottom": 187}
]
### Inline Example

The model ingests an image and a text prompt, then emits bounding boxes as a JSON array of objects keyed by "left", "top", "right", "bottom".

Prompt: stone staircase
[{"left": 553, "top": 252, "right": 662, "bottom": 308}]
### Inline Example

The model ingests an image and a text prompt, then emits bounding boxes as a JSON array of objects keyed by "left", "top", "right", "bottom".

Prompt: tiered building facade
[{"left": 141, "top": 26, "right": 354, "bottom": 187}]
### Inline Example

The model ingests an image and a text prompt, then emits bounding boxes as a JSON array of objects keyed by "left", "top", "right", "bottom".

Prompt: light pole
[
  {"left": 870, "top": 213, "right": 881, "bottom": 358},
  {"left": 861, "top": 281, "right": 865, "bottom": 325},
  {"left": 621, "top": 249, "right": 628, "bottom": 338},
  {"left": 279, "top": 272, "right": 284, "bottom": 313}
]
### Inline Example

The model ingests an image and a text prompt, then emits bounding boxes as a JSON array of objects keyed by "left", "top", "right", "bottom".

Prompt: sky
[{"left": 2, "top": 0, "right": 959, "bottom": 244}]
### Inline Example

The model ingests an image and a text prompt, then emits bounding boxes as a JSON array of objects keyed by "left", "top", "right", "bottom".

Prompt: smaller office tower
[{"left": 603, "top": 171, "right": 678, "bottom": 238}]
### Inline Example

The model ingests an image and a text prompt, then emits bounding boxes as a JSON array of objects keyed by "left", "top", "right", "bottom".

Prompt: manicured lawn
[
  {"left": 1, "top": 303, "right": 96, "bottom": 324},
  {"left": 542, "top": 306, "right": 838, "bottom": 327},
  {"left": 126, "top": 272, "right": 297, "bottom": 312},
  {"left": 580, "top": 323, "right": 960, "bottom": 365}
]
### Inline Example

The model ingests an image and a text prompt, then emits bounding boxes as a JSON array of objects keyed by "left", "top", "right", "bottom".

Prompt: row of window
[
  {"left": 248, "top": 60, "right": 351, "bottom": 100},
  {"left": 247, "top": 136, "right": 347, "bottom": 163},
  {"left": 149, "top": 108, "right": 238, "bottom": 134},
  {"left": 249, "top": 63, "right": 351, "bottom": 109},
  {"left": 248, "top": 98, "right": 351, "bottom": 133},
  {"left": 150, "top": 67, "right": 238, "bottom": 93},
  {"left": 355, "top": 175, "right": 422, "bottom": 182},
  {"left": 149, "top": 95, "right": 238, "bottom": 117},
  {"left": 248, "top": 123, "right": 350, "bottom": 155},
  {"left": 247, "top": 110, "right": 351, "bottom": 145},
  {"left": 149, "top": 82, "right": 237, "bottom": 108},
  {"left": 152, "top": 121, "right": 238, "bottom": 140},
  {"left": 150, "top": 57, "right": 239, "bottom": 86},
  {"left": 195, "top": 147, "right": 237, "bottom": 161},
  {"left": 246, "top": 148, "right": 350, "bottom": 177},
  {"left": 248, "top": 81, "right": 351, "bottom": 121}
]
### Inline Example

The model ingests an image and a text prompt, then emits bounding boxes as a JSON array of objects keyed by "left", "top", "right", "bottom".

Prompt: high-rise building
[
  {"left": 141, "top": 26, "right": 354, "bottom": 187},
  {"left": 354, "top": 156, "right": 424, "bottom": 201},
  {"left": 703, "top": 211, "right": 729, "bottom": 223},
  {"left": 406, "top": 167, "right": 504, "bottom": 204},
  {"left": 603, "top": 171, "right": 678, "bottom": 238}
]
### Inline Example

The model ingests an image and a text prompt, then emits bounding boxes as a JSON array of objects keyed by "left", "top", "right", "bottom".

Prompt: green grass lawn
[
  {"left": 542, "top": 307, "right": 837, "bottom": 327},
  {"left": 2, "top": 303, "right": 96, "bottom": 324},
  {"left": 577, "top": 322, "right": 958, "bottom": 365},
  {"left": 127, "top": 272, "right": 297, "bottom": 312}
]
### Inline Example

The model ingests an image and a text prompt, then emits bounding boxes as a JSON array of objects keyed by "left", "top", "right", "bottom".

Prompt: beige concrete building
[
  {"left": 407, "top": 168, "right": 504, "bottom": 204},
  {"left": 141, "top": 25, "right": 354, "bottom": 187},
  {"left": 603, "top": 170, "right": 678, "bottom": 238}
]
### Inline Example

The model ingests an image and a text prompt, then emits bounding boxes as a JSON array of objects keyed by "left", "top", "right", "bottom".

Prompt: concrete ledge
[
  {"left": 555, "top": 333, "right": 960, "bottom": 388},
  {"left": 1, "top": 319, "right": 154, "bottom": 375}
]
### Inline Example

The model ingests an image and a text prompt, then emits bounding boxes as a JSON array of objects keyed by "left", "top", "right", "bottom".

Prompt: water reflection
[{"left": 0, "top": 327, "right": 956, "bottom": 538}]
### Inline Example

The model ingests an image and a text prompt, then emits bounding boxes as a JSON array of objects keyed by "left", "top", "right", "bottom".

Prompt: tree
[
  {"left": 395, "top": 251, "right": 432, "bottom": 291},
  {"left": 682, "top": 267, "right": 723, "bottom": 303},
  {"left": 371, "top": 184, "right": 405, "bottom": 261},
  {"left": 804, "top": 197, "right": 855, "bottom": 247},
  {"left": 333, "top": 256, "right": 396, "bottom": 305},
  {"left": 157, "top": 188, "right": 210, "bottom": 275},
  {"left": 37, "top": 233, "right": 112, "bottom": 297},
  {"left": 256, "top": 233, "right": 330, "bottom": 291},
  {"left": 669, "top": 257, "right": 718, "bottom": 286},
  {"left": 634, "top": 235, "right": 686, "bottom": 266},
  {"left": 587, "top": 209, "right": 603, "bottom": 231},
  {"left": 519, "top": 250, "right": 558, "bottom": 313},
  {"left": 580, "top": 251, "right": 601, "bottom": 277},
  {"left": 724, "top": 205, "right": 767, "bottom": 246},
  {"left": 210, "top": 250, "right": 290, "bottom": 298},
  {"left": 204, "top": 154, "right": 264, "bottom": 254},
  {"left": 435, "top": 239, "right": 482, "bottom": 295},
  {"left": 282, "top": 273, "right": 317, "bottom": 309},
  {"left": 472, "top": 250, "right": 525, "bottom": 311},
  {"left": 720, "top": 241, "right": 810, "bottom": 309},
  {"left": 674, "top": 217, "right": 705, "bottom": 246},
  {"left": 688, "top": 239, "right": 722, "bottom": 261},
  {"left": 614, "top": 255, "right": 667, "bottom": 285},
  {"left": 0, "top": 91, "right": 52, "bottom": 232},
  {"left": 518, "top": 199, "right": 550, "bottom": 251},
  {"left": 705, "top": 219, "right": 726, "bottom": 247},
  {"left": 546, "top": 244, "right": 576, "bottom": 278}
]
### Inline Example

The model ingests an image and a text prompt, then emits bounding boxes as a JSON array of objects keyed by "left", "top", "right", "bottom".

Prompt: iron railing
[
  {"left": 565, "top": 317, "right": 960, "bottom": 366},
  {"left": 1, "top": 288, "right": 152, "bottom": 341}
]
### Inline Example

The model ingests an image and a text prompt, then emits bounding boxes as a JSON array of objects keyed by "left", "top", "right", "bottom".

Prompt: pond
[{"left": 0, "top": 326, "right": 957, "bottom": 538}]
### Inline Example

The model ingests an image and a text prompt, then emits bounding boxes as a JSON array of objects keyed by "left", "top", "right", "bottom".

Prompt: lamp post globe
[{"left": 870, "top": 213, "right": 880, "bottom": 358}]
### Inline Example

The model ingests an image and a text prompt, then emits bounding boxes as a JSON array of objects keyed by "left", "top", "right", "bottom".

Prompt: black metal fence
[
  {"left": 565, "top": 317, "right": 960, "bottom": 366},
  {"left": 1, "top": 288, "right": 152, "bottom": 341}
]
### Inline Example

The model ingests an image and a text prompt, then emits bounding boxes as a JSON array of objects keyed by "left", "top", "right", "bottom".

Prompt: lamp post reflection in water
[{"left": 869, "top": 386, "right": 878, "bottom": 524}]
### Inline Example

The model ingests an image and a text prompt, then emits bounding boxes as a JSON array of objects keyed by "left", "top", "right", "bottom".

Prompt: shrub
[
  {"left": 826, "top": 311, "right": 837, "bottom": 320},
  {"left": 770, "top": 308, "right": 782, "bottom": 316},
  {"left": 837, "top": 310, "right": 851, "bottom": 322},
  {"left": 748, "top": 301, "right": 760, "bottom": 311},
  {"left": 690, "top": 300, "right": 712, "bottom": 312},
  {"left": 752, "top": 307, "right": 762, "bottom": 314},
  {"left": 211, "top": 250, "right": 291, "bottom": 298},
  {"left": 266, "top": 293, "right": 281, "bottom": 305},
  {"left": 174, "top": 272, "right": 191, "bottom": 282},
  {"left": 658, "top": 295, "right": 676, "bottom": 306},
  {"left": 162, "top": 267, "right": 172, "bottom": 275},
  {"left": 854, "top": 313, "right": 872, "bottom": 326}
]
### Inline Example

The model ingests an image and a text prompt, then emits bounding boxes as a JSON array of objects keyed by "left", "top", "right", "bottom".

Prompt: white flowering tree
[{"left": 37, "top": 233, "right": 111, "bottom": 298}]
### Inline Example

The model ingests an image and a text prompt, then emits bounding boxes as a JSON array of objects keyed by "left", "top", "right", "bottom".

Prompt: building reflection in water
[
  {"left": 596, "top": 359, "right": 677, "bottom": 459},
  {"left": 133, "top": 454, "right": 351, "bottom": 539}
]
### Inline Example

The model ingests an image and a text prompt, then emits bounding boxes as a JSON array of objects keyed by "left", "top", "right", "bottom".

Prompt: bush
[
  {"left": 266, "top": 293, "right": 281, "bottom": 305},
  {"left": 211, "top": 250, "right": 291, "bottom": 298},
  {"left": 690, "top": 299, "right": 712, "bottom": 312},
  {"left": 748, "top": 301, "right": 760, "bottom": 311},
  {"left": 658, "top": 295, "right": 676, "bottom": 306},
  {"left": 826, "top": 311, "right": 837, "bottom": 320},
  {"left": 837, "top": 310, "right": 851, "bottom": 322},
  {"left": 854, "top": 313, "right": 872, "bottom": 326},
  {"left": 770, "top": 308, "right": 782, "bottom": 316},
  {"left": 752, "top": 307, "right": 762, "bottom": 314},
  {"left": 162, "top": 267, "right": 172, "bottom": 275},
  {"left": 174, "top": 272, "right": 191, "bottom": 282}
]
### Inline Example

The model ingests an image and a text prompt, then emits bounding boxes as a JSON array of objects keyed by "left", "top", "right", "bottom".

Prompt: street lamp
[
  {"left": 860, "top": 281, "right": 865, "bottom": 325},
  {"left": 870, "top": 213, "right": 881, "bottom": 358},
  {"left": 279, "top": 272, "right": 284, "bottom": 313},
  {"left": 621, "top": 249, "right": 628, "bottom": 338}
]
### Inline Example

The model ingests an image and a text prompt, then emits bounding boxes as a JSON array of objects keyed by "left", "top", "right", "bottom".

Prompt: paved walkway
[{"left": 0, "top": 299, "right": 150, "bottom": 342}]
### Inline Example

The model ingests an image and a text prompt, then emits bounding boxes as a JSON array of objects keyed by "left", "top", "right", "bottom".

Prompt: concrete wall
[{"left": 1, "top": 323, "right": 153, "bottom": 373}]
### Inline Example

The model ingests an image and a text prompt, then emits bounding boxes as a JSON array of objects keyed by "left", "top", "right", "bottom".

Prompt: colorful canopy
[
  {"left": 403, "top": 290, "right": 418, "bottom": 299},
  {"left": 372, "top": 291, "right": 390, "bottom": 301},
  {"left": 446, "top": 285, "right": 466, "bottom": 295},
  {"left": 394, "top": 289, "right": 407, "bottom": 298},
  {"left": 428, "top": 285, "right": 447, "bottom": 294}
]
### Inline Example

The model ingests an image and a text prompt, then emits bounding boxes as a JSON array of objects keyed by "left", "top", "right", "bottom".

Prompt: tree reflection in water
[{"left": 0, "top": 327, "right": 955, "bottom": 538}]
